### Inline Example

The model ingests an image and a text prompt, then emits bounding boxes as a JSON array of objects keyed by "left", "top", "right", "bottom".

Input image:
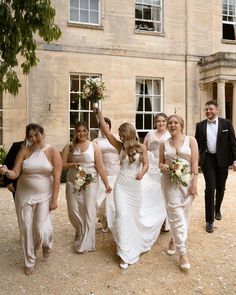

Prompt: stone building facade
[{"left": 2, "top": 0, "right": 236, "bottom": 149}]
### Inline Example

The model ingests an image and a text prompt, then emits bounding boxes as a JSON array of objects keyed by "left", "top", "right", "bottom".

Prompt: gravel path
[{"left": 0, "top": 171, "right": 235, "bottom": 295}]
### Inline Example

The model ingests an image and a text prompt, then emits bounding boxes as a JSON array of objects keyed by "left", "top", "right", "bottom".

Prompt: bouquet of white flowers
[
  {"left": 166, "top": 158, "right": 192, "bottom": 187},
  {"left": 74, "top": 166, "right": 96, "bottom": 193},
  {"left": 80, "top": 78, "right": 108, "bottom": 107}
]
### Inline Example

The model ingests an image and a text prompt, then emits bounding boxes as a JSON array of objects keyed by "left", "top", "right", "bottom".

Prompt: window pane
[
  {"left": 90, "top": 0, "right": 99, "bottom": 10},
  {"left": 153, "top": 80, "right": 161, "bottom": 95},
  {"left": 152, "top": 7, "right": 160, "bottom": 21},
  {"left": 136, "top": 79, "right": 144, "bottom": 94},
  {"left": 80, "top": 0, "right": 88, "bottom": 9},
  {"left": 154, "top": 97, "right": 161, "bottom": 112},
  {"left": 80, "top": 9, "right": 89, "bottom": 22},
  {"left": 143, "top": 6, "right": 152, "bottom": 20},
  {"left": 137, "top": 97, "right": 143, "bottom": 111},
  {"left": 143, "top": 0, "right": 152, "bottom": 4},
  {"left": 70, "top": 112, "right": 79, "bottom": 128},
  {"left": 145, "top": 97, "right": 152, "bottom": 111},
  {"left": 153, "top": 0, "right": 161, "bottom": 5},
  {"left": 70, "top": 0, "right": 79, "bottom": 8},
  {"left": 136, "top": 114, "right": 143, "bottom": 129},
  {"left": 90, "top": 11, "right": 99, "bottom": 24},
  {"left": 81, "top": 97, "right": 90, "bottom": 110},
  {"left": 90, "top": 113, "right": 99, "bottom": 128},
  {"left": 71, "top": 79, "right": 79, "bottom": 92},
  {"left": 135, "top": 5, "right": 142, "bottom": 19},
  {"left": 70, "top": 9, "right": 79, "bottom": 21},
  {"left": 144, "top": 114, "right": 152, "bottom": 129},
  {"left": 70, "top": 93, "right": 79, "bottom": 110}
]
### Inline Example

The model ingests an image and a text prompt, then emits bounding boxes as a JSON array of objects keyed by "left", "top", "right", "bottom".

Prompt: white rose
[
  {"left": 175, "top": 169, "right": 182, "bottom": 177},
  {"left": 84, "top": 86, "right": 91, "bottom": 95},
  {"left": 74, "top": 178, "right": 85, "bottom": 189}
]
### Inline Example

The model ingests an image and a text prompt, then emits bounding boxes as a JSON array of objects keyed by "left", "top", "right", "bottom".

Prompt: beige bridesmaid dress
[
  {"left": 66, "top": 142, "right": 99, "bottom": 253},
  {"left": 161, "top": 136, "right": 192, "bottom": 256},
  {"left": 15, "top": 145, "right": 53, "bottom": 269}
]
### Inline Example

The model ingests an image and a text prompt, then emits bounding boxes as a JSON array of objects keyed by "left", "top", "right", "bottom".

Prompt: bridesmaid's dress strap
[{"left": 41, "top": 144, "right": 51, "bottom": 151}]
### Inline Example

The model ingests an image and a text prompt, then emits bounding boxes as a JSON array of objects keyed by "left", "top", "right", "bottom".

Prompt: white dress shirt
[{"left": 206, "top": 117, "right": 218, "bottom": 154}]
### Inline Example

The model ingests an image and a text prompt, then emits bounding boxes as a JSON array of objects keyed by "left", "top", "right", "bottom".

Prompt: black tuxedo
[
  {"left": 195, "top": 118, "right": 236, "bottom": 223},
  {"left": 3, "top": 141, "right": 24, "bottom": 199}
]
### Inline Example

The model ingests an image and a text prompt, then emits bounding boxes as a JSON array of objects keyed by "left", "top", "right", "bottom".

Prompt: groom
[{"left": 195, "top": 100, "right": 236, "bottom": 233}]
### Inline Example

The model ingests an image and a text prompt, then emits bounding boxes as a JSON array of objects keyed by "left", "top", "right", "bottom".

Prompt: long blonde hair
[{"left": 118, "top": 123, "right": 142, "bottom": 164}]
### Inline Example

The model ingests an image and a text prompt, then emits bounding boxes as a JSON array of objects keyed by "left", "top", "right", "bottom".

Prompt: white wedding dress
[{"left": 107, "top": 149, "right": 166, "bottom": 264}]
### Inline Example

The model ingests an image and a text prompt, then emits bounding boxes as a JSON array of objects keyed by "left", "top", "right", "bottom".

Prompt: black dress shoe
[
  {"left": 206, "top": 222, "right": 214, "bottom": 233},
  {"left": 215, "top": 212, "right": 222, "bottom": 220}
]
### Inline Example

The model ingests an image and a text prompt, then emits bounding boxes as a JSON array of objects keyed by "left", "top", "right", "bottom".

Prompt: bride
[{"left": 94, "top": 108, "right": 165, "bottom": 269}]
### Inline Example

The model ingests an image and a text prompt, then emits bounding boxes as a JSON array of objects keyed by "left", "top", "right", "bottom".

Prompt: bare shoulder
[
  {"left": 47, "top": 146, "right": 60, "bottom": 156},
  {"left": 189, "top": 136, "right": 197, "bottom": 145}
]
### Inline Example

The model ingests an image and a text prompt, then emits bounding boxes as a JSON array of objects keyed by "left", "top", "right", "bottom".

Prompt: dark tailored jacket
[
  {"left": 3, "top": 141, "right": 24, "bottom": 189},
  {"left": 195, "top": 118, "right": 236, "bottom": 168}
]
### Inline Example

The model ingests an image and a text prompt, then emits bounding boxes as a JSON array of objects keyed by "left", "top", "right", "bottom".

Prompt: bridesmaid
[
  {"left": 0, "top": 123, "right": 62, "bottom": 275},
  {"left": 143, "top": 113, "right": 170, "bottom": 231},
  {"left": 143, "top": 113, "right": 170, "bottom": 159},
  {"left": 93, "top": 117, "right": 120, "bottom": 232},
  {"left": 159, "top": 115, "right": 198, "bottom": 271},
  {"left": 61, "top": 121, "right": 111, "bottom": 253}
]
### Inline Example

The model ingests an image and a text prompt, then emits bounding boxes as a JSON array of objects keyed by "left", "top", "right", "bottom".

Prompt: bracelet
[{"left": 192, "top": 172, "right": 198, "bottom": 176}]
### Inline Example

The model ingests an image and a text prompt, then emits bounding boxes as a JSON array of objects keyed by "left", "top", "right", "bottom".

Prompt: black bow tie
[{"left": 207, "top": 120, "right": 216, "bottom": 124}]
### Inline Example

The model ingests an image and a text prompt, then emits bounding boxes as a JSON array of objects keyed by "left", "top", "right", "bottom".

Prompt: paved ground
[{"left": 0, "top": 171, "right": 236, "bottom": 295}]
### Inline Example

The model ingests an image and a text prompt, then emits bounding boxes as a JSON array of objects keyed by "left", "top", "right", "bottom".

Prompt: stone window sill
[
  {"left": 222, "top": 39, "right": 236, "bottom": 45},
  {"left": 134, "top": 30, "right": 165, "bottom": 37},
  {"left": 67, "top": 22, "right": 103, "bottom": 30}
]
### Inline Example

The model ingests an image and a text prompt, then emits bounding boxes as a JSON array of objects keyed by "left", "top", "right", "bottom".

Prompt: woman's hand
[
  {"left": 71, "top": 163, "right": 80, "bottom": 168},
  {"left": 49, "top": 199, "right": 58, "bottom": 211},
  {"left": 188, "top": 183, "right": 198, "bottom": 199},
  {"left": 135, "top": 171, "right": 144, "bottom": 180},
  {"left": 0, "top": 165, "right": 8, "bottom": 175},
  {"left": 105, "top": 184, "right": 112, "bottom": 193},
  {"left": 159, "top": 163, "right": 169, "bottom": 173}
]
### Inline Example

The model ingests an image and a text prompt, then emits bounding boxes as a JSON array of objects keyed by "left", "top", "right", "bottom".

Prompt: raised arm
[
  {"left": 94, "top": 108, "right": 122, "bottom": 152},
  {"left": 49, "top": 148, "right": 62, "bottom": 211},
  {"left": 93, "top": 143, "right": 112, "bottom": 193}
]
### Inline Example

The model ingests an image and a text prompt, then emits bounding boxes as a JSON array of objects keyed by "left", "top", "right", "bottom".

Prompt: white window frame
[
  {"left": 135, "top": 77, "right": 163, "bottom": 137},
  {"left": 69, "top": 74, "right": 101, "bottom": 140},
  {"left": 135, "top": 0, "right": 163, "bottom": 33},
  {"left": 69, "top": 0, "right": 101, "bottom": 26},
  {"left": 222, "top": 0, "right": 236, "bottom": 25}
]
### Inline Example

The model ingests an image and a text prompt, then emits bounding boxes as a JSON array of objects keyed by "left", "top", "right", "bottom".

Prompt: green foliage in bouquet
[{"left": 0, "top": 145, "right": 7, "bottom": 165}]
